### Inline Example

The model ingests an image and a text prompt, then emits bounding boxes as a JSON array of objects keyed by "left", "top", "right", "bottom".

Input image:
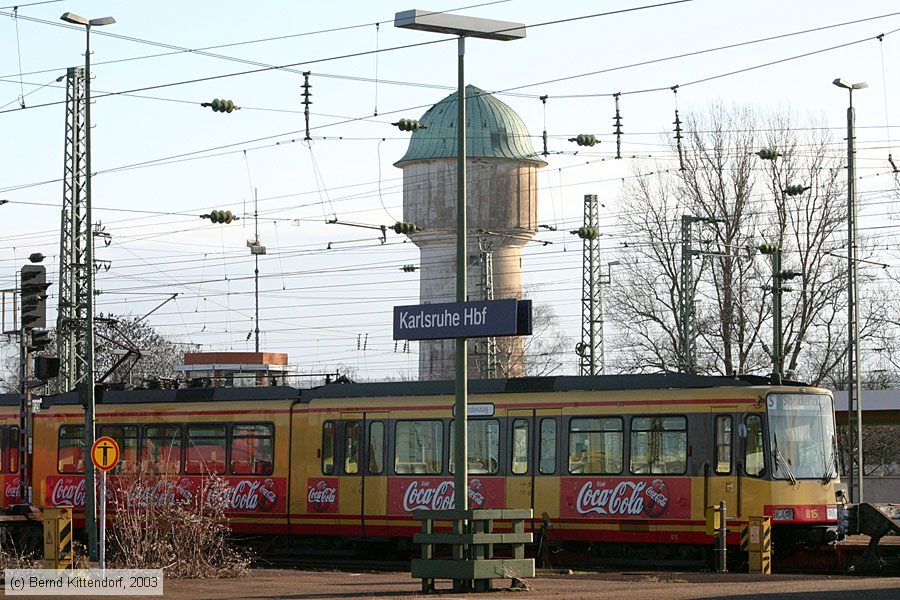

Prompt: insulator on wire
[
  {"left": 756, "top": 148, "right": 779, "bottom": 160},
  {"left": 392, "top": 118, "right": 425, "bottom": 132},
  {"left": 392, "top": 221, "right": 417, "bottom": 234},
  {"left": 201, "top": 99, "right": 238, "bottom": 113},
  {"left": 569, "top": 134, "right": 598, "bottom": 147},
  {"left": 302, "top": 72, "right": 312, "bottom": 141},
  {"left": 571, "top": 226, "right": 599, "bottom": 240},
  {"left": 784, "top": 184, "right": 809, "bottom": 196},
  {"left": 202, "top": 210, "right": 239, "bottom": 224}
]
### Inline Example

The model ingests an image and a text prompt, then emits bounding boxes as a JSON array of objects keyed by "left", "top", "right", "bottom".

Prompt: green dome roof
[{"left": 394, "top": 85, "right": 547, "bottom": 167}]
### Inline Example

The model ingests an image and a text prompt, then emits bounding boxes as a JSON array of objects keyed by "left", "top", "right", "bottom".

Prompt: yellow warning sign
[{"left": 91, "top": 436, "right": 120, "bottom": 472}]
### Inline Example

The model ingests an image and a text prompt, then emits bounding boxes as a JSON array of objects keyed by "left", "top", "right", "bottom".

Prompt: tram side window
[
  {"left": 185, "top": 425, "right": 226, "bottom": 475},
  {"left": 231, "top": 424, "right": 274, "bottom": 475},
  {"left": 745, "top": 414, "right": 765, "bottom": 477},
  {"left": 3, "top": 425, "right": 19, "bottom": 473},
  {"left": 368, "top": 421, "right": 384, "bottom": 475},
  {"left": 449, "top": 420, "right": 499, "bottom": 475},
  {"left": 0, "top": 426, "right": 19, "bottom": 474},
  {"left": 344, "top": 421, "right": 360, "bottom": 475},
  {"left": 511, "top": 419, "right": 529, "bottom": 475},
  {"left": 322, "top": 421, "right": 335, "bottom": 475},
  {"left": 630, "top": 416, "right": 687, "bottom": 475},
  {"left": 98, "top": 425, "right": 138, "bottom": 474},
  {"left": 715, "top": 415, "right": 733, "bottom": 475},
  {"left": 569, "top": 417, "right": 623, "bottom": 475},
  {"left": 539, "top": 418, "right": 557, "bottom": 475},
  {"left": 395, "top": 420, "right": 443, "bottom": 475},
  {"left": 58, "top": 425, "right": 85, "bottom": 474},
  {"left": 141, "top": 425, "right": 182, "bottom": 475}
]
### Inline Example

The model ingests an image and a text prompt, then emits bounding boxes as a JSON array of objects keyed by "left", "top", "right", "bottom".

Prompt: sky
[{"left": 1, "top": 0, "right": 900, "bottom": 384}]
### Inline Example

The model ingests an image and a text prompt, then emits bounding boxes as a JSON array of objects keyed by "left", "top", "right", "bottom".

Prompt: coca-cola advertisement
[
  {"left": 560, "top": 477, "right": 691, "bottom": 520},
  {"left": 44, "top": 475, "right": 287, "bottom": 514},
  {"left": 2, "top": 475, "right": 20, "bottom": 505},
  {"left": 387, "top": 477, "right": 504, "bottom": 515},
  {"left": 306, "top": 478, "right": 338, "bottom": 514}
]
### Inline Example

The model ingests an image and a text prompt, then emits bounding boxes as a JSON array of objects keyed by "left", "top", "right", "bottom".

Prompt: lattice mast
[
  {"left": 56, "top": 67, "right": 88, "bottom": 394},
  {"left": 477, "top": 239, "right": 497, "bottom": 378},
  {"left": 578, "top": 194, "right": 603, "bottom": 375}
]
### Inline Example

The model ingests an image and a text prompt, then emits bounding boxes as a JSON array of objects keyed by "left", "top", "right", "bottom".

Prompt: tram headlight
[{"left": 773, "top": 508, "right": 795, "bottom": 521}]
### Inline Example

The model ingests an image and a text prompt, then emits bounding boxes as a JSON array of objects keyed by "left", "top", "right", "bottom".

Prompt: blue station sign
[{"left": 393, "top": 299, "right": 532, "bottom": 341}]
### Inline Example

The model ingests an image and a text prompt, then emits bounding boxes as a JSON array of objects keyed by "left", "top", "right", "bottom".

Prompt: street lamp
[
  {"left": 60, "top": 10, "right": 115, "bottom": 562},
  {"left": 833, "top": 77, "right": 867, "bottom": 504},
  {"left": 394, "top": 9, "right": 525, "bottom": 515}
]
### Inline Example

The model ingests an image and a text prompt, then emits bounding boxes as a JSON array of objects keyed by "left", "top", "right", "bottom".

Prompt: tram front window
[{"left": 766, "top": 393, "right": 836, "bottom": 482}]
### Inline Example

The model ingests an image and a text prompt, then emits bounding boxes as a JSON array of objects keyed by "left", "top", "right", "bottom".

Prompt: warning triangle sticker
[{"left": 46, "top": 530, "right": 53, "bottom": 544}]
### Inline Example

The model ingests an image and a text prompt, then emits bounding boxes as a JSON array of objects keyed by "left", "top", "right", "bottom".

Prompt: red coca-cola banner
[
  {"left": 44, "top": 475, "right": 287, "bottom": 514},
  {"left": 560, "top": 477, "right": 691, "bottom": 519},
  {"left": 306, "top": 478, "right": 338, "bottom": 514},
  {"left": 2, "top": 475, "right": 20, "bottom": 505},
  {"left": 387, "top": 477, "right": 504, "bottom": 515}
]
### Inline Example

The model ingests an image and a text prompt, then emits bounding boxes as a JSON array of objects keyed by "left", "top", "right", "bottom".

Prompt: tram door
[
  {"left": 338, "top": 412, "right": 388, "bottom": 538},
  {"left": 505, "top": 409, "right": 562, "bottom": 531},
  {"left": 707, "top": 410, "right": 738, "bottom": 519}
]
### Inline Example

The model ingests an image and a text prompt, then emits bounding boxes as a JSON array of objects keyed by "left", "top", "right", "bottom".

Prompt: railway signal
[{"left": 20, "top": 265, "right": 49, "bottom": 330}]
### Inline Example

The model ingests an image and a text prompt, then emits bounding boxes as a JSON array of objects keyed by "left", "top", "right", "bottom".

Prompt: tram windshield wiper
[
  {"left": 821, "top": 433, "right": 838, "bottom": 484},
  {"left": 773, "top": 431, "right": 797, "bottom": 485}
]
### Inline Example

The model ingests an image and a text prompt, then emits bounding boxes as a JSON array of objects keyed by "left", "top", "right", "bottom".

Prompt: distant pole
[
  {"left": 454, "top": 35, "right": 468, "bottom": 512},
  {"left": 254, "top": 188, "right": 260, "bottom": 353},
  {"left": 83, "top": 20, "right": 98, "bottom": 562}
]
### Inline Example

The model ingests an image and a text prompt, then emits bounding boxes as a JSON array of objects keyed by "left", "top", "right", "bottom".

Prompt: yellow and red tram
[{"left": 0, "top": 373, "right": 841, "bottom": 555}]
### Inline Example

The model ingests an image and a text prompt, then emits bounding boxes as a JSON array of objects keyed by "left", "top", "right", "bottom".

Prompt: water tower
[{"left": 395, "top": 85, "right": 546, "bottom": 380}]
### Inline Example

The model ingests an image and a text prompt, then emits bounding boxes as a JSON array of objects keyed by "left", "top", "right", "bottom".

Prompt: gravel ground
[{"left": 7, "top": 568, "right": 898, "bottom": 600}]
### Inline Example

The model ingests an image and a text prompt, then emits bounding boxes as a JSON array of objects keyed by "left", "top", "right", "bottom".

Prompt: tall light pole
[
  {"left": 395, "top": 9, "right": 525, "bottom": 513},
  {"left": 833, "top": 77, "right": 867, "bottom": 504},
  {"left": 61, "top": 11, "right": 116, "bottom": 561}
]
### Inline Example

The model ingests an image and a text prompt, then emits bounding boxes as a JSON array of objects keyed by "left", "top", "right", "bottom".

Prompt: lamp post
[
  {"left": 60, "top": 11, "right": 116, "bottom": 561},
  {"left": 833, "top": 78, "right": 867, "bottom": 504},
  {"left": 395, "top": 9, "right": 525, "bottom": 513}
]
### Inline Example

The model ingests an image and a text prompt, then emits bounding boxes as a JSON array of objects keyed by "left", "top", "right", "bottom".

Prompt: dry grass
[{"left": 107, "top": 466, "right": 250, "bottom": 579}]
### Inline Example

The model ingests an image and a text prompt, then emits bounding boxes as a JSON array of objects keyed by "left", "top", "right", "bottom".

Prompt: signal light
[
  {"left": 29, "top": 328, "right": 52, "bottom": 351},
  {"left": 201, "top": 210, "right": 239, "bottom": 224},
  {"left": 756, "top": 148, "right": 779, "bottom": 160},
  {"left": 20, "top": 265, "right": 49, "bottom": 331},
  {"left": 392, "top": 221, "right": 417, "bottom": 235},
  {"left": 201, "top": 99, "right": 238, "bottom": 113},
  {"left": 569, "top": 134, "right": 598, "bottom": 147},
  {"left": 393, "top": 119, "right": 425, "bottom": 131},
  {"left": 784, "top": 184, "right": 809, "bottom": 196},
  {"left": 34, "top": 355, "right": 60, "bottom": 380}
]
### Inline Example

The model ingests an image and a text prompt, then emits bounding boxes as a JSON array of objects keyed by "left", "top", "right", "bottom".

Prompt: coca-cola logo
[
  {"left": 307, "top": 480, "right": 337, "bottom": 513},
  {"left": 50, "top": 478, "right": 86, "bottom": 506},
  {"left": 575, "top": 480, "right": 647, "bottom": 516},
  {"left": 400, "top": 479, "right": 487, "bottom": 512},
  {"left": 5, "top": 478, "right": 20, "bottom": 500},
  {"left": 642, "top": 479, "right": 670, "bottom": 517}
]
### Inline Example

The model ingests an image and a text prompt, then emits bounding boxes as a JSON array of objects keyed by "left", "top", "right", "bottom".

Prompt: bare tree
[
  {"left": 609, "top": 104, "right": 852, "bottom": 383},
  {"left": 95, "top": 314, "right": 183, "bottom": 386},
  {"left": 496, "top": 303, "right": 571, "bottom": 377}
]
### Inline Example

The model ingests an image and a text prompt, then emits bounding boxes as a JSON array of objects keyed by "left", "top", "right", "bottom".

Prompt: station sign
[{"left": 393, "top": 299, "right": 532, "bottom": 341}]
